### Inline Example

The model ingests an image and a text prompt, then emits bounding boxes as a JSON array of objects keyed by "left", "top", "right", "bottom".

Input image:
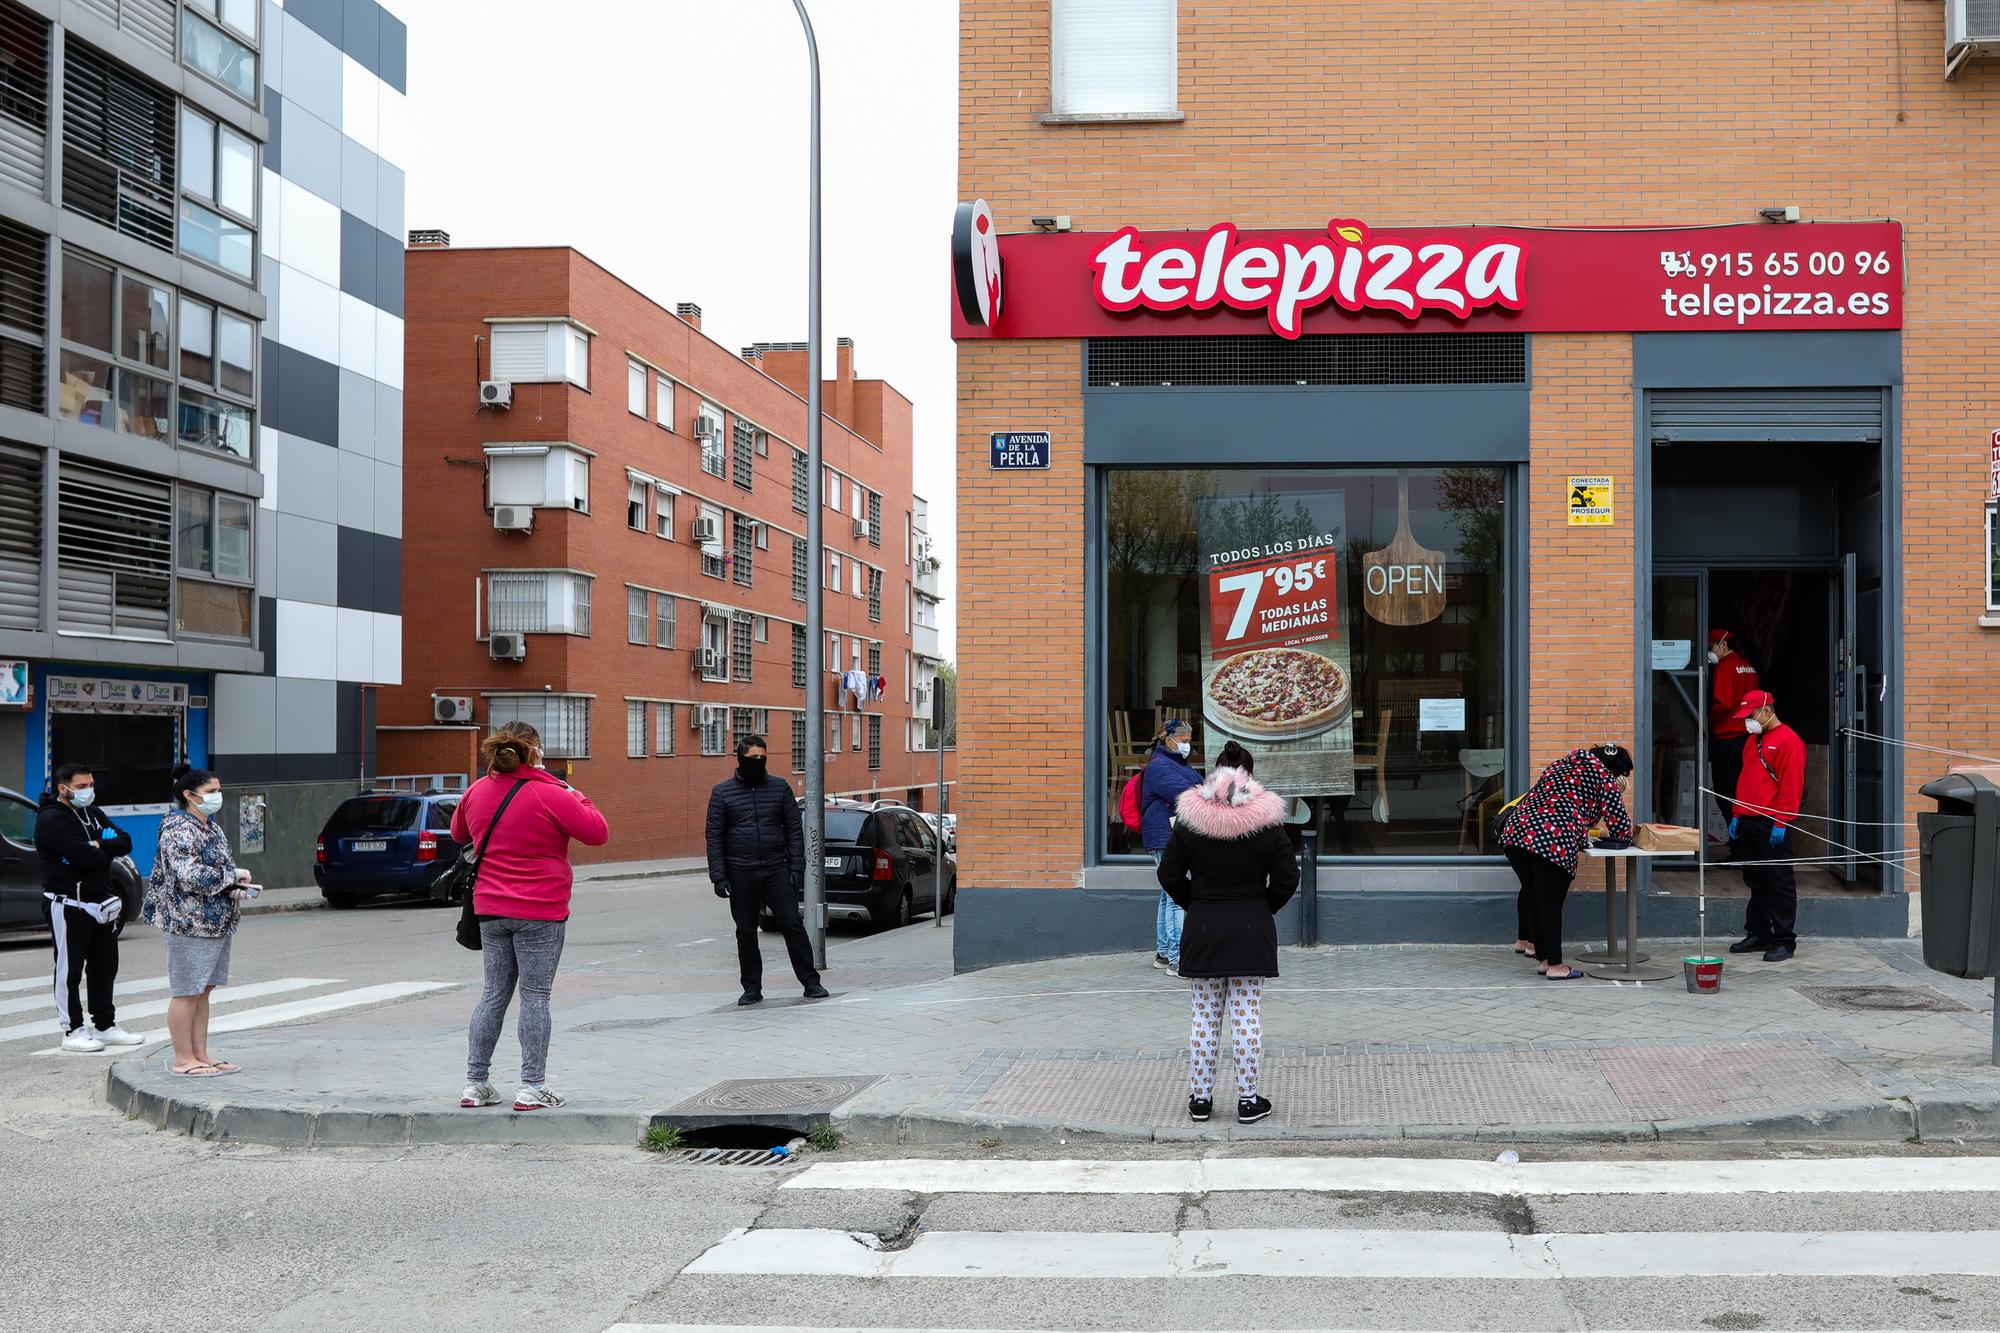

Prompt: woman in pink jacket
[{"left": 454, "top": 722, "right": 610, "bottom": 1111}]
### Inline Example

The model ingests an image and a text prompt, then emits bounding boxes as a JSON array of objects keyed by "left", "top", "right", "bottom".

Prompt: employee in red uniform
[
  {"left": 1707, "top": 629, "right": 1761, "bottom": 834},
  {"left": 1728, "top": 689, "right": 1806, "bottom": 962}
]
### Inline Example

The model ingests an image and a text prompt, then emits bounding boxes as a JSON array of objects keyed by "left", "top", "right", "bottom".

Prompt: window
[
  {"left": 486, "top": 570, "right": 593, "bottom": 636},
  {"left": 487, "top": 694, "right": 592, "bottom": 759},
  {"left": 754, "top": 615, "right": 768, "bottom": 643},
  {"left": 868, "top": 641, "right": 882, "bottom": 676},
  {"left": 791, "top": 537, "right": 808, "bottom": 601},
  {"left": 731, "top": 418, "right": 756, "bottom": 490},
  {"left": 853, "top": 565, "right": 866, "bottom": 601},
  {"left": 627, "top": 478, "right": 648, "bottom": 531},
  {"left": 1989, "top": 503, "right": 2000, "bottom": 613},
  {"left": 867, "top": 491, "right": 882, "bottom": 546},
  {"left": 56, "top": 461, "right": 171, "bottom": 638},
  {"left": 792, "top": 623, "right": 807, "bottom": 687},
  {"left": 58, "top": 253, "right": 172, "bottom": 444},
  {"left": 653, "top": 702, "right": 676, "bottom": 755},
  {"left": 852, "top": 713, "right": 863, "bottom": 753},
  {"left": 791, "top": 449, "right": 808, "bottom": 512},
  {"left": 868, "top": 568, "right": 883, "bottom": 622},
  {"left": 0, "top": 218, "right": 48, "bottom": 414},
  {"left": 627, "top": 587, "right": 647, "bottom": 643},
  {"left": 488, "top": 322, "right": 590, "bottom": 388},
  {"left": 182, "top": 3, "right": 257, "bottom": 102},
  {"left": 829, "top": 552, "right": 842, "bottom": 593},
  {"left": 699, "top": 705, "right": 727, "bottom": 756},
  {"left": 484, "top": 444, "right": 590, "bottom": 511},
  {"left": 1102, "top": 466, "right": 1507, "bottom": 859},
  {"left": 701, "top": 614, "right": 729, "bottom": 681},
  {"left": 177, "top": 295, "right": 254, "bottom": 459},
  {"left": 655, "top": 374, "right": 674, "bottom": 429},
  {"left": 172, "top": 484, "right": 251, "bottom": 639},
  {"left": 627, "top": 359, "right": 647, "bottom": 416},
  {"left": 868, "top": 715, "right": 882, "bottom": 770},
  {"left": 825, "top": 468, "right": 840, "bottom": 510},
  {"left": 62, "top": 44, "right": 175, "bottom": 252},
  {"left": 0, "top": 442, "right": 43, "bottom": 631},
  {"left": 850, "top": 484, "right": 863, "bottom": 522},
  {"left": 731, "top": 707, "right": 757, "bottom": 755},
  {"left": 732, "top": 516, "right": 755, "bottom": 588},
  {"left": 829, "top": 632, "right": 841, "bottom": 668},
  {"left": 913, "top": 593, "right": 938, "bottom": 629},
  {"left": 1050, "top": 0, "right": 1178, "bottom": 119},
  {"left": 698, "top": 503, "right": 725, "bottom": 579},
  {"left": 791, "top": 715, "right": 806, "bottom": 771},
  {"left": 731, "top": 612, "right": 754, "bottom": 683},
  {"left": 655, "top": 593, "right": 676, "bottom": 648},
  {"left": 698, "top": 403, "right": 725, "bottom": 477},
  {"left": 177, "top": 104, "right": 255, "bottom": 280},
  {"left": 655, "top": 487, "right": 675, "bottom": 539},
  {"left": 625, "top": 701, "right": 647, "bottom": 757}
]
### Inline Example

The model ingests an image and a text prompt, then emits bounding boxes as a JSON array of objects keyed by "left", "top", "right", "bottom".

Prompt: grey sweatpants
[{"left": 466, "top": 917, "right": 566, "bottom": 1086}]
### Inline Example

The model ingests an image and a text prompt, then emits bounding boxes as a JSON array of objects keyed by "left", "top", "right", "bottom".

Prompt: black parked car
[
  {"left": 766, "top": 801, "right": 956, "bottom": 931},
  {"left": 0, "top": 785, "right": 142, "bottom": 932},
  {"left": 313, "top": 790, "right": 463, "bottom": 908}
]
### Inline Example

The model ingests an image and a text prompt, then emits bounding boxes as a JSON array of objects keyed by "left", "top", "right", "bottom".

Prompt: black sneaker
[
  {"left": 1188, "top": 1096, "right": 1212, "bottom": 1123},
  {"left": 737, "top": 990, "right": 764, "bottom": 1006},
  {"left": 1237, "top": 1096, "right": 1273, "bottom": 1125},
  {"left": 803, "top": 984, "right": 830, "bottom": 999},
  {"left": 1763, "top": 945, "right": 1796, "bottom": 963},
  {"left": 1728, "top": 936, "right": 1767, "bottom": 954}
]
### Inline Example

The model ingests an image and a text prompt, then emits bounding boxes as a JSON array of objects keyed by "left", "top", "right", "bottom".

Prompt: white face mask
[
  {"left": 1707, "top": 648, "right": 1721, "bottom": 665},
  {"left": 67, "top": 786, "right": 95, "bottom": 809},
  {"left": 1744, "top": 718, "right": 1764, "bottom": 735},
  {"left": 1175, "top": 741, "right": 1192, "bottom": 758},
  {"left": 196, "top": 791, "right": 224, "bottom": 816}
]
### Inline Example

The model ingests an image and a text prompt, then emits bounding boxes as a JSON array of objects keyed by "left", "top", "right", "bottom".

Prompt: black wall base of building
[{"left": 952, "top": 885, "right": 1910, "bottom": 972}]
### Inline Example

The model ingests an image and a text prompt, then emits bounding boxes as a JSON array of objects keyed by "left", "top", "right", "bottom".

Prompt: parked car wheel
[
  {"left": 324, "top": 893, "right": 359, "bottom": 910},
  {"left": 873, "top": 887, "right": 913, "bottom": 930},
  {"left": 112, "top": 860, "right": 144, "bottom": 923},
  {"left": 942, "top": 876, "right": 956, "bottom": 916}
]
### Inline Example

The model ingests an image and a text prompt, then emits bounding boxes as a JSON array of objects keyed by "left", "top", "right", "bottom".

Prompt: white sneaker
[
  {"left": 92, "top": 1025, "right": 144, "bottom": 1046},
  {"left": 513, "top": 1085, "right": 566, "bottom": 1111},
  {"left": 60, "top": 1031, "right": 106, "bottom": 1053},
  {"left": 460, "top": 1082, "right": 501, "bottom": 1108}
]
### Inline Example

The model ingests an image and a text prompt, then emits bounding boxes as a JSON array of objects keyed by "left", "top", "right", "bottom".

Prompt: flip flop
[
  {"left": 169, "top": 1064, "right": 225, "bottom": 1077},
  {"left": 1513, "top": 947, "right": 1534, "bottom": 956},
  {"left": 204, "top": 1061, "right": 241, "bottom": 1073},
  {"left": 1543, "top": 967, "right": 1585, "bottom": 980}
]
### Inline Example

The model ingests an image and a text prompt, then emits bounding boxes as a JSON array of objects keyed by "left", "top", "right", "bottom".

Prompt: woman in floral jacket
[
  {"left": 1498, "top": 745, "right": 1634, "bottom": 979},
  {"left": 145, "top": 765, "right": 254, "bottom": 1076}
]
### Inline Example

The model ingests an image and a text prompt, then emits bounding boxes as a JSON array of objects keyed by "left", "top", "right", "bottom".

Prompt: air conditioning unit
[
  {"left": 479, "top": 380, "right": 513, "bottom": 408},
  {"left": 691, "top": 517, "right": 720, "bottom": 545},
  {"left": 696, "top": 417, "right": 722, "bottom": 442},
  {"left": 432, "top": 695, "right": 475, "bottom": 723},
  {"left": 489, "top": 632, "right": 526, "bottom": 661},
  {"left": 696, "top": 647, "right": 722, "bottom": 676},
  {"left": 493, "top": 505, "right": 533, "bottom": 532},
  {"left": 852, "top": 519, "right": 869, "bottom": 538},
  {"left": 913, "top": 686, "right": 931, "bottom": 709},
  {"left": 1949, "top": 0, "right": 2000, "bottom": 75}
]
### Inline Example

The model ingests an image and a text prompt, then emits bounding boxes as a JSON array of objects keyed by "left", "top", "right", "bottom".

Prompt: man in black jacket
[
  {"left": 705, "top": 735, "right": 826, "bottom": 1006},
  {"left": 34, "top": 763, "right": 141, "bottom": 1052}
]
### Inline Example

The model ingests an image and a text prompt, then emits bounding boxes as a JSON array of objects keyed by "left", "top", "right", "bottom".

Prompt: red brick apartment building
[
  {"left": 380, "top": 244, "right": 952, "bottom": 862},
  {"left": 949, "top": 0, "right": 2000, "bottom": 967}
]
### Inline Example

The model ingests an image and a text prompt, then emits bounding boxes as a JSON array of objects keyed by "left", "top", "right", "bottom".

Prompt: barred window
[
  {"left": 487, "top": 570, "right": 592, "bottom": 636},
  {"left": 731, "top": 612, "right": 754, "bottom": 683},
  {"left": 625, "top": 700, "right": 646, "bottom": 757},
  {"left": 488, "top": 694, "right": 591, "bottom": 759},
  {"left": 867, "top": 491, "right": 882, "bottom": 546},
  {"left": 655, "top": 594, "right": 676, "bottom": 648},
  {"left": 791, "top": 623, "right": 807, "bottom": 687},
  {"left": 700, "top": 706, "right": 727, "bottom": 756},
  {"left": 698, "top": 404, "right": 725, "bottom": 476},
  {"left": 791, "top": 715, "right": 806, "bottom": 771},
  {"left": 791, "top": 449, "right": 808, "bottom": 512},
  {"left": 654, "top": 701, "right": 676, "bottom": 755},
  {"left": 867, "top": 715, "right": 881, "bottom": 770},
  {"left": 627, "top": 587, "right": 646, "bottom": 644},
  {"left": 868, "top": 641, "right": 882, "bottom": 676},
  {"left": 791, "top": 536, "right": 807, "bottom": 601},
  {"left": 732, "top": 418, "right": 756, "bottom": 490},
  {"left": 699, "top": 504, "right": 725, "bottom": 579},
  {"left": 732, "top": 515, "right": 754, "bottom": 587},
  {"left": 731, "top": 706, "right": 756, "bottom": 753},
  {"left": 867, "top": 567, "right": 882, "bottom": 622}
]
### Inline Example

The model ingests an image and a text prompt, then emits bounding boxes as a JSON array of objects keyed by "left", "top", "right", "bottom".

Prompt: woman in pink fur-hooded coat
[{"left": 1156, "top": 763, "right": 1300, "bottom": 1124}]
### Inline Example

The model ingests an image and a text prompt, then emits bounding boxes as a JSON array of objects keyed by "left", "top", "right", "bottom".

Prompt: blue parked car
[{"left": 313, "top": 790, "right": 463, "bottom": 908}]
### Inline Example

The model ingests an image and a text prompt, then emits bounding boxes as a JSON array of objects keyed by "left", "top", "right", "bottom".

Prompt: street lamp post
[{"left": 792, "top": 0, "right": 827, "bottom": 969}]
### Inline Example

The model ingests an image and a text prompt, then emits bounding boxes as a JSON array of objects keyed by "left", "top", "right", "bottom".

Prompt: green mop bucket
[{"left": 1682, "top": 956, "right": 1724, "bottom": 993}]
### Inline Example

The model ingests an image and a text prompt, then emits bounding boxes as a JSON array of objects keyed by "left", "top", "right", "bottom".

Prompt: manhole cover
[
  {"left": 668, "top": 1075, "right": 880, "bottom": 1114},
  {"left": 1797, "top": 985, "right": 1970, "bottom": 1014}
]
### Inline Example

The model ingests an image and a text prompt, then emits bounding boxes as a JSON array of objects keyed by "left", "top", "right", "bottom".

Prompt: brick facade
[
  {"left": 389, "top": 248, "right": 947, "bottom": 862},
  {"left": 957, "top": 2, "right": 2000, "bottom": 905}
]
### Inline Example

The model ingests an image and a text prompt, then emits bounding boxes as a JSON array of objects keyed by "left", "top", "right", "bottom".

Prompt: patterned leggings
[{"left": 1188, "top": 976, "right": 1264, "bottom": 1101}]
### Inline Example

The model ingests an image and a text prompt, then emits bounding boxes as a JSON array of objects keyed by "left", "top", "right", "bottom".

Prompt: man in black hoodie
[
  {"left": 34, "top": 763, "right": 140, "bottom": 1052},
  {"left": 705, "top": 735, "right": 826, "bottom": 1006}
]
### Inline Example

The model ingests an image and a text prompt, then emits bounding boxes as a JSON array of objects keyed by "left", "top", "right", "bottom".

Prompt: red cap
[
  {"left": 1732, "top": 689, "right": 1775, "bottom": 720},
  {"left": 1707, "top": 628, "right": 1731, "bottom": 645}
]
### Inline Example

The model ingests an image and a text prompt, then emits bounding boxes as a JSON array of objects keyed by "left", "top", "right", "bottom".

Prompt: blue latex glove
[
  {"left": 99, "top": 827, "right": 118, "bottom": 841},
  {"left": 1728, "top": 817, "right": 1739, "bottom": 840},
  {"left": 1770, "top": 825, "right": 1788, "bottom": 847}
]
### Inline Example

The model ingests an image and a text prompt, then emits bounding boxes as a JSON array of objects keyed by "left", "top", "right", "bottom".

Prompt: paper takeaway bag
[{"left": 1634, "top": 823, "right": 1700, "bottom": 853}]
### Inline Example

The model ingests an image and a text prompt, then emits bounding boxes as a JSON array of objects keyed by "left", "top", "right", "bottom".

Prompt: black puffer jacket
[
  {"left": 705, "top": 772, "right": 804, "bottom": 885},
  {"left": 1157, "top": 768, "right": 1301, "bottom": 979}
]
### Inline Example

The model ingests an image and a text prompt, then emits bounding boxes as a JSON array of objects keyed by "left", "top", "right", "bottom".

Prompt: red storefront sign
[{"left": 949, "top": 218, "right": 1902, "bottom": 340}]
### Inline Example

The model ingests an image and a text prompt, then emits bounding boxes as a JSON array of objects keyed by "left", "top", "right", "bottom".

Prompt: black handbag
[{"left": 437, "top": 778, "right": 528, "bottom": 951}]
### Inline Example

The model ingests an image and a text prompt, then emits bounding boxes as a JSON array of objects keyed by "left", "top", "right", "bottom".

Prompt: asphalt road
[{"left": 7, "top": 882, "right": 2000, "bottom": 1332}]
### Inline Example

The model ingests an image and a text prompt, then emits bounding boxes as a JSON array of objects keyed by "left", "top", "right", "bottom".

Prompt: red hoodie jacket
[
  {"left": 1710, "top": 650, "right": 1761, "bottom": 739},
  {"left": 1731, "top": 723, "right": 1806, "bottom": 827},
  {"left": 451, "top": 767, "right": 610, "bottom": 920}
]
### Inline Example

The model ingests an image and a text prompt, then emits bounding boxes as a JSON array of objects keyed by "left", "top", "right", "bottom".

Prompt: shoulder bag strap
[{"left": 473, "top": 778, "right": 530, "bottom": 864}]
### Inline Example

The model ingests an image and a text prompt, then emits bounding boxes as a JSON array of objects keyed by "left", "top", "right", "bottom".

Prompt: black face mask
[{"left": 737, "top": 756, "right": 768, "bottom": 783}]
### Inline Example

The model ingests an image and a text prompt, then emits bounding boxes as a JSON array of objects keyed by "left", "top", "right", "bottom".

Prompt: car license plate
[
  {"left": 352, "top": 839, "right": 387, "bottom": 852},
  {"left": 823, "top": 855, "right": 844, "bottom": 871}
]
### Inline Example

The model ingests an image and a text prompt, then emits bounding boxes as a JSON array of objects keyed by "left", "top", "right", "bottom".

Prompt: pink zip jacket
[{"left": 450, "top": 767, "right": 610, "bottom": 921}]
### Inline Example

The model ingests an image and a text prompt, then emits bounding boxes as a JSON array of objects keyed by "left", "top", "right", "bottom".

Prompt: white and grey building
[{"left": 0, "top": 0, "right": 406, "bottom": 881}]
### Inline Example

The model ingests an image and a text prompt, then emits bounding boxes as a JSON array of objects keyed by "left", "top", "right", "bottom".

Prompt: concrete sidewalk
[{"left": 108, "top": 919, "right": 2000, "bottom": 1150}]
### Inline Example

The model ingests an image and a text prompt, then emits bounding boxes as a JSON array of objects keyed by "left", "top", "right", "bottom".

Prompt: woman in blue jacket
[{"left": 1141, "top": 718, "right": 1201, "bottom": 970}]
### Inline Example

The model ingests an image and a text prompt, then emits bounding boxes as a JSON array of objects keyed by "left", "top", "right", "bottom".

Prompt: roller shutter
[{"left": 1648, "top": 389, "right": 1884, "bottom": 444}]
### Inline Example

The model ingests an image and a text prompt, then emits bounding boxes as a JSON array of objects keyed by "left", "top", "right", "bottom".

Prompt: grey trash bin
[{"left": 1917, "top": 772, "right": 2000, "bottom": 980}]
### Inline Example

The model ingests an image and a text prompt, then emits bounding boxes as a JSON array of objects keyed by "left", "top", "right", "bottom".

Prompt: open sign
[{"left": 1363, "top": 563, "right": 1444, "bottom": 598}]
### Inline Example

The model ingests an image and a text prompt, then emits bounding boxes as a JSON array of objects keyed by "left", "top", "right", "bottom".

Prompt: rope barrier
[{"left": 1840, "top": 726, "right": 2000, "bottom": 767}]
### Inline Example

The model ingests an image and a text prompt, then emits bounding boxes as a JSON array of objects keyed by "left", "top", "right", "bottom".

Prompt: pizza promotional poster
[{"left": 1197, "top": 486, "right": 1357, "bottom": 797}]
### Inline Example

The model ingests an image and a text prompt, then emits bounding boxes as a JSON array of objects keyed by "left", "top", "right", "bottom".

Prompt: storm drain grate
[
  {"left": 668, "top": 1075, "right": 881, "bottom": 1114},
  {"left": 672, "top": 1147, "right": 797, "bottom": 1167},
  {"left": 1797, "top": 985, "right": 1970, "bottom": 1014}
]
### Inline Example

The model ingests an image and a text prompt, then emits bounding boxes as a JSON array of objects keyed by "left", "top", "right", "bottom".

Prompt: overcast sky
[{"left": 403, "top": 0, "right": 960, "bottom": 653}]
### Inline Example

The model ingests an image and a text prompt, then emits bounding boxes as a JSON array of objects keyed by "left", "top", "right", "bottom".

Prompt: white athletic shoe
[
  {"left": 513, "top": 1085, "right": 566, "bottom": 1111},
  {"left": 92, "top": 1025, "right": 145, "bottom": 1046},
  {"left": 460, "top": 1082, "right": 501, "bottom": 1108},
  {"left": 59, "top": 1030, "right": 106, "bottom": 1053}
]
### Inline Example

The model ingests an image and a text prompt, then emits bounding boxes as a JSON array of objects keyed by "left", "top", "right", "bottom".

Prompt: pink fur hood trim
[{"left": 1173, "top": 767, "right": 1285, "bottom": 840}]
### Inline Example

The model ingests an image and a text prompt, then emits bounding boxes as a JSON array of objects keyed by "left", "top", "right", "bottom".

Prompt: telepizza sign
[{"left": 949, "top": 211, "right": 1902, "bottom": 339}]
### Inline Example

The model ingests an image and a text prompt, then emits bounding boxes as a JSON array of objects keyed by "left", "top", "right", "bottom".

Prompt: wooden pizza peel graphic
[{"left": 1362, "top": 471, "right": 1446, "bottom": 627}]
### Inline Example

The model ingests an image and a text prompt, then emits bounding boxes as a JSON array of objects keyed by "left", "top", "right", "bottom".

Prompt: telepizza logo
[{"left": 1092, "top": 220, "right": 1527, "bottom": 339}]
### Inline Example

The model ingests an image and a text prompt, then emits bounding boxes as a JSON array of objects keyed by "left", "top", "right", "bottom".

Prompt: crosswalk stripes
[
  {"left": 84, "top": 980, "right": 454, "bottom": 1051},
  {"left": 0, "top": 977, "right": 336, "bottom": 1043},
  {"left": 0, "top": 975, "right": 456, "bottom": 1051},
  {"left": 0, "top": 975, "right": 170, "bottom": 1017}
]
